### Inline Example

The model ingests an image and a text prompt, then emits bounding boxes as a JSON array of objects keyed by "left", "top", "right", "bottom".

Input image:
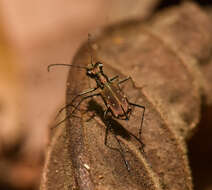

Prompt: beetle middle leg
[{"left": 104, "top": 109, "right": 130, "bottom": 171}]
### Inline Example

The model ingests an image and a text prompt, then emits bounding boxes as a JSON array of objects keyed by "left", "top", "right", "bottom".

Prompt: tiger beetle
[{"left": 48, "top": 58, "right": 145, "bottom": 171}]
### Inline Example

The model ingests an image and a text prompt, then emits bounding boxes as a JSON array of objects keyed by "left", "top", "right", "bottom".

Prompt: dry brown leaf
[{"left": 41, "top": 2, "right": 212, "bottom": 190}]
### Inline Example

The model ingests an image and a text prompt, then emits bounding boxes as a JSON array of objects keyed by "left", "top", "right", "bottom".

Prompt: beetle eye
[{"left": 96, "top": 62, "right": 103, "bottom": 68}]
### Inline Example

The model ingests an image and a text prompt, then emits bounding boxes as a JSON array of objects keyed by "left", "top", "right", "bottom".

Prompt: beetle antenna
[
  {"left": 88, "top": 33, "right": 94, "bottom": 66},
  {"left": 47, "top": 64, "right": 87, "bottom": 72},
  {"left": 91, "top": 55, "right": 94, "bottom": 66}
]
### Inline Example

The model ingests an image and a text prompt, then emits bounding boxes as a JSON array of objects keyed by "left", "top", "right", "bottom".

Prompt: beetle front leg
[
  {"left": 109, "top": 75, "right": 119, "bottom": 82},
  {"left": 118, "top": 76, "right": 131, "bottom": 85}
]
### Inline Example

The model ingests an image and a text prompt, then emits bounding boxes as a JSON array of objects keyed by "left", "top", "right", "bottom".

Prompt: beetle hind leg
[
  {"left": 129, "top": 102, "right": 146, "bottom": 153},
  {"left": 104, "top": 109, "right": 130, "bottom": 171}
]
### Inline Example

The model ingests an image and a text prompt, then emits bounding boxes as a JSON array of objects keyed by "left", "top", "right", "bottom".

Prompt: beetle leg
[
  {"left": 52, "top": 93, "right": 101, "bottom": 129},
  {"left": 129, "top": 102, "right": 145, "bottom": 153},
  {"left": 104, "top": 109, "right": 130, "bottom": 171},
  {"left": 118, "top": 76, "right": 131, "bottom": 85},
  {"left": 118, "top": 76, "right": 147, "bottom": 90},
  {"left": 55, "top": 87, "right": 99, "bottom": 119},
  {"left": 109, "top": 75, "right": 119, "bottom": 82}
]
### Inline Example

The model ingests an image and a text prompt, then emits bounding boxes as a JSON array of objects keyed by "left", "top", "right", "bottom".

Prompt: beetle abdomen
[{"left": 101, "top": 83, "right": 129, "bottom": 118}]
